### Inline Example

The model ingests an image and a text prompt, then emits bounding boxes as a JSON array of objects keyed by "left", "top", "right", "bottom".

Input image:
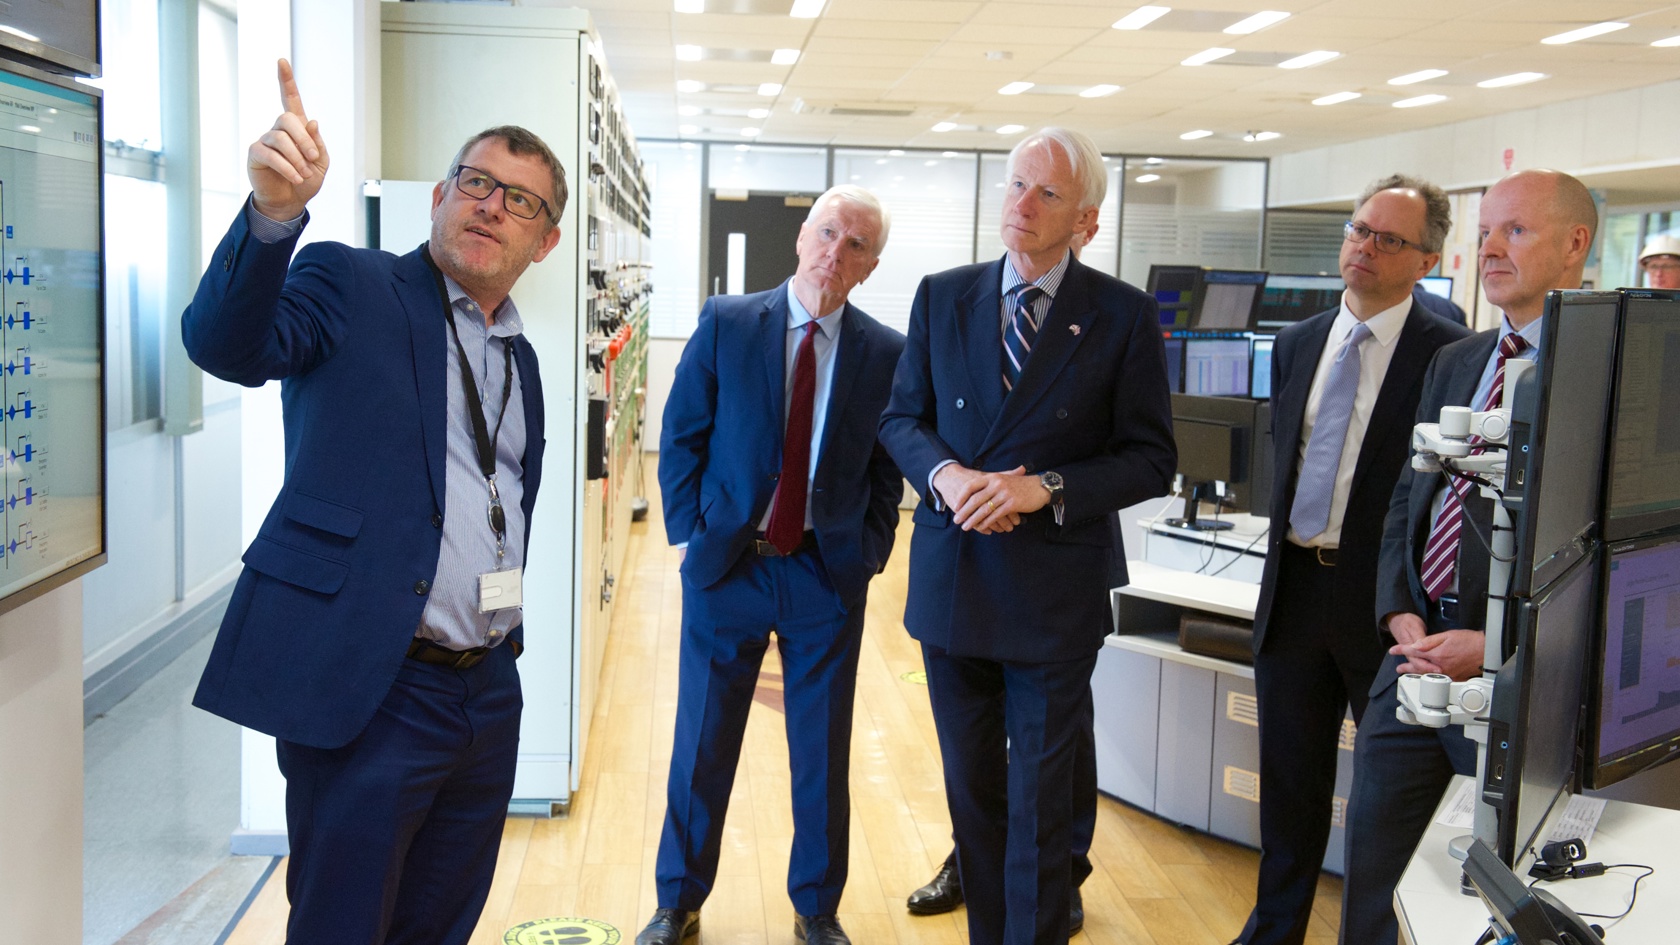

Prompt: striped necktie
[
  {"left": 1002, "top": 284, "right": 1045, "bottom": 392},
  {"left": 1419, "top": 332, "right": 1531, "bottom": 602}
]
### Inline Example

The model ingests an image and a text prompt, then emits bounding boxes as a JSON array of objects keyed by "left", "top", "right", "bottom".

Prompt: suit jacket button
[
  {"left": 1057, "top": 408, "right": 1068, "bottom": 419},
  {"left": 956, "top": 398, "right": 966, "bottom": 408},
  {"left": 431, "top": 514, "right": 443, "bottom": 528},
  {"left": 414, "top": 580, "right": 430, "bottom": 595}
]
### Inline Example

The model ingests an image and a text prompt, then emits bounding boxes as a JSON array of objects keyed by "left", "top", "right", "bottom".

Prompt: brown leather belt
[
  {"left": 754, "top": 530, "right": 818, "bottom": 557},
  {"left": 406, "top": 636, "right": 519, "bottom": 670}
]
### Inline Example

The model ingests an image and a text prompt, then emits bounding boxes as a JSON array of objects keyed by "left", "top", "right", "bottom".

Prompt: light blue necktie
[{"left": 1289, "top": 321, "right": 1373, "bottom": 541}]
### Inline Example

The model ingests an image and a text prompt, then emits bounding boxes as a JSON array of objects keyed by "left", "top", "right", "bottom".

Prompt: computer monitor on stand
[{"left": 1166, "top": 394, "right": 1267, "bottom": 530}]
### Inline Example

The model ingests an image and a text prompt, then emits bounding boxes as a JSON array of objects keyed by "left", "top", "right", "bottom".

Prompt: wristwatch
[{"left": 1039, "top": 470, "right": 1065, "bottom": 507}]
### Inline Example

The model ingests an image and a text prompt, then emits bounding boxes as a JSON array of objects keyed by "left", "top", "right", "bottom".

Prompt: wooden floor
[{"left": 225, "top": 483, "right": 1343, "bottom": 945}]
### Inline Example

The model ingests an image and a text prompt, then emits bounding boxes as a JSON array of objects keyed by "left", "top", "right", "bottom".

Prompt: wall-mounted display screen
[{"left": 0, "top": 67, "right": 105, "bottom": 613}]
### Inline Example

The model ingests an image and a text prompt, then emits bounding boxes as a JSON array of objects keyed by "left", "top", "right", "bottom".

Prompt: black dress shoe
[
  {"left": 1068, "top": 886, "right": 1084, "bottom": 935},
  {"left": 794, "top": 914, "right": 850, "bottom": 945},
  {"left": 906, "top": 852, "right": 963, "bottom": 915},
  {"left": 635, "top": 908, "right": 699, "bottom": 945}
]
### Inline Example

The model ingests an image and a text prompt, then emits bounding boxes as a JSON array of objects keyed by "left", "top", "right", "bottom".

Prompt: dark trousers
[
  {"left": 656, "top": 548, "right": 864, "bottom": 916},
  {"left": 924, "top": 644, "right": 1099, "bottom": 945},
  {"left": 1339, "top": 652, "right": 1477, "bottom": 945},
  {"left": 276, "top": 641, "right": 521, "bottom": 945},
  {"left": 1237, "top": 546, "right": 1380, "bottom": 945}
]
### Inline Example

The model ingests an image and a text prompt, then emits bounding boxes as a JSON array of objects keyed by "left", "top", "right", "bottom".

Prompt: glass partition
[
  {"left": 1119, "top": 157, "right": 1265, "bottom": 288},
  {"left": 706, "top": 143, "right": 827, "bottom": 193},
  {"left": 645, "top": 141, "right": 705, "bottom": 337}
]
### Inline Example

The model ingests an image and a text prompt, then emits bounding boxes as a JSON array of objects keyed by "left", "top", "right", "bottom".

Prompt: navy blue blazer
[
  {"left": 878, "top": 256, "right": 1177, "bottom": 663},
  {"left": 183, "top": 209, "right": 545, "bottom": 749},
  {"left": 1251, "top": 300, "right": 1470, "bottom": 654},
  {"left": 659, "top": 283, "right": 906, "bottom": 608}
]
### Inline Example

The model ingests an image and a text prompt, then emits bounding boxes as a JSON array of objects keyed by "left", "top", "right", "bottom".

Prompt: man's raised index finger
[{"left": 278, "top": 58, "right": 307, "bottom": 118}]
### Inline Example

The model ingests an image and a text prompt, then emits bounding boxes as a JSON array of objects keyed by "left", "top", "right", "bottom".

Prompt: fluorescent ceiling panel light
[
  {"left": 1181, "top": 47, "right": 1235, "bottom": 66},
  {"left": 1277, "top": 50, "right": 1339, "bottom": 69},
  {"left": 1388, "top": 69, "right": 1447, "bottom": 85},
  {"left": 1477, "top": 72, "right": 1546, "bottom": 88},
  {"left": 678, "top": 124, "right": 699, "bottom": 134},
  {"left": 675, "top": 45, "right": 703, "bottom": 61},
  {"left": 677, "top": 79, "right": 705, "bottom": 93},
  {"left": 1080, "top": 84, "right": 1122, "bottom": 98},
  {"left": 925, "top": 160, "right": 939, "bottom": 166},
  {"left": 1225, "top": 11, "right": 1289, "bottom": 35},
  {"left": 748, "top": 107, "right": 769, "bottom": 118},
  {"left": 1312, "top": 91, "right": 1361, "bottom": 105},
  {"left": 1393, "top": 93, "right": 1447, "bottom": 108},
  {"left": 999, "top": 81, "right": 1034, "bottom": 95},
  {"left": 997, "top": 124, "right": 1026, "bottom": 134},
  {"left": 788, "top": 0, "right": 826, "bottom": 18},
  {"left": 889, "top": 149, "right": 905, "bottom": 155},
  {"left": 771, "top": 48, "right": 800, "bottom": 65},
  {"left": 1112, "top": 5, "right": 1171, "bottom": 30},
  {"left": 1135, "top": 173, "right": 1161, "bottom": 183},
  {"left": 674, "top": 0, "right": 703, "bottom": 12},
  {"left": 931, "top": 121, "right": 958, "bottom": 132},
  {"left": 1145, "top": 157, "right": 1163, "bottom": 164},
  {"left": 758, "top": 82, "right": 783, "bottom": 96},
  {"left": 1541, "top": 22, "right": 1628, "bottom": 45},
  {"left": 1242, "top": 131, "right": 1282, "bottom": 142},
  {"left": 1180, "top": 129, "right": 1213, "bottom": 140},
  {"left": 943, "top": 151, "right": 959, "bottom": 157},
  {"left": 1654, "top": 34, "right": 1680, "bottom": 47}
]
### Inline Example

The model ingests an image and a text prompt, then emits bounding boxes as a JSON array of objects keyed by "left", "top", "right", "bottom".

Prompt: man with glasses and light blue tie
[
  {"left": 1231, "top": 175, "right": 1469, "bottom": 945},
  {"left": 183, "top": 61, "right": 564, "bottom": 944}
]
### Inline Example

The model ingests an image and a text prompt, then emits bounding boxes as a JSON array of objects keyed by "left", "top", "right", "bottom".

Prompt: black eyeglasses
[
  {"left": 452, "top": 165, "right": 554, "bottom": 222},
  {"left": 1344, "top": 220, "right": 1425, "bottom": 255}
]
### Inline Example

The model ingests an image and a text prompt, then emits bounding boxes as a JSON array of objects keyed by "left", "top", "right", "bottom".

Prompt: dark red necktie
[{"left": 766, "top": 320, "right": 819, "bottom": 554}]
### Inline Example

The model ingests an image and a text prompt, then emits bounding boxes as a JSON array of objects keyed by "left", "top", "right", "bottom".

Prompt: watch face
[{"left": 1042, "top": 471, "right": 1064, "bottom": 491}]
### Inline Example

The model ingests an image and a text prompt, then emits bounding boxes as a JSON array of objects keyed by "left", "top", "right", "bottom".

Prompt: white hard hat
[{"left": 1640, "top": 234, "right": 1680, "bottom": 263}]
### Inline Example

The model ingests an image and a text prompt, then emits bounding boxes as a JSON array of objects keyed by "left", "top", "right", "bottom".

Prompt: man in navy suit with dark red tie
[
  {"left": 641, "top": 185, "right": 905, "bottom": 945},
  {"left": 879, "top": 127, "right": 1176, "bottom": 945}
]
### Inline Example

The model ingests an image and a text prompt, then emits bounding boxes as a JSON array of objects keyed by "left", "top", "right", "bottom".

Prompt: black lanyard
[{"left": 423, "top": 245, "right": 515, "bottom": 556}]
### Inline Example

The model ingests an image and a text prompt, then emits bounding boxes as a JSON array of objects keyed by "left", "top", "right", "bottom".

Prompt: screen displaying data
[
  {"left": 1251, "top": 336, "right": 1274, "bottom": 399},
  {"left": 1597, "top": 540, "right": 1680, "bottom": 763},
  {"left": 1606, "top": 296, "right": 1680, "bottom": 538},
  {"left": 1184, "top": 337, "right": 1250, "bottom": 397},
  {"left": 0, "top": 69, "right": 105, "bottom": 610}
]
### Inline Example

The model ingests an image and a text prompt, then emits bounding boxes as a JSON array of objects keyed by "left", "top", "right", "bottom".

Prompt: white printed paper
[
  {"left": 1546, "top": 795, "right": 1607, "bottom": 845},
  {"left": 1435, "top": 779, "right": 1478, "bottom": 829}
]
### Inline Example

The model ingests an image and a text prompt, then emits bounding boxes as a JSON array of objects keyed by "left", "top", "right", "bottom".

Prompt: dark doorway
[{"left": 706, "top": 192, "right": 816, "bottom": 298}]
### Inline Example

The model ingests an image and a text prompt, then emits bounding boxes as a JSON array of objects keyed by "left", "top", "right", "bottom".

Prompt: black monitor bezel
[{"left": 1602, "top": 290, "right": 1680, "bottom": 542}]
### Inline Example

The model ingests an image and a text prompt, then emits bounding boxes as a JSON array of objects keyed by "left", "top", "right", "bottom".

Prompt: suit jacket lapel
[
  {"left": 760, "top": 287, "right": 791, "bottom": 460},
  {"left": 981, "top": 258, "right": 1094, "bottom": 452},
  {"left": 399, "top": 246, "right": 448, "bottom": 515},
  {"left": 816, "top": 303, "right": 866, "bottom": 472},
  {"left": 955, "top": 259, "right": 1007, "bottom": 431}
]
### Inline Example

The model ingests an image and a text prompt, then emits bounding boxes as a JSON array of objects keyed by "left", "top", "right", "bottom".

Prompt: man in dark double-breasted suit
[
  {"left": 879, "top": 127, "right": 1176, "bottom": 945},
  {"left": 1230, "top": 176, "right": 1469, "bottom": 945},
  {"left": 642, "top": 186, "right": 905, "bottom": 945}
]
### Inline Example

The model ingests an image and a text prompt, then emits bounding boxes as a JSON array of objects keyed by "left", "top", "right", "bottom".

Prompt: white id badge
[{"left": 478, "top": 567, "right": 524, "bottom": 613}]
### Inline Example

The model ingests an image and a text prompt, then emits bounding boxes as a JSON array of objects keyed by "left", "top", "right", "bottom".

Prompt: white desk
[
  {"left": 1397, "top": 776, "right": 1680, "bottom": 944},
  {"left": 1137, "top": 513, "right": 1269, "bottom": 583}
]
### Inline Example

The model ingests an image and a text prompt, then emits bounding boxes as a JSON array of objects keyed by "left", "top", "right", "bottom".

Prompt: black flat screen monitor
[
  {"left": 1483, "top": 546, "right": 1598, "bottom": 867},
  {"left": 1148, "top": 264, "right": 1200, "bottom": 330},
  {"left": 1183, "top": 336, "right": 1251, "bottom": 397},
  {"left": 1419, "top": 275, "right": 1454, "bottom": 299},
  {"left": 1250, "top": 336, "right": 1274, "bottom": 400},
  {"left": 1162, "top": 336, "right": 1184, "bottom": 393},
  {"left": 1582, "top": 534, "right": 1680, "bottom": 790},
  {"left": 1190, "top": 269, "right": 1267, "bottom": 330},
  {"left": 1506, "top": 290, "right": 1620, "bottom": 597},
  {"left": 1257, "top": 274, "right": 1342, "bottom": 329},
  {"left": 1168, "top": 394, "right": 1272, "bottom": 517},
  {"left": 1604, "top": 291, "right": 1680, "bottom": 541}
]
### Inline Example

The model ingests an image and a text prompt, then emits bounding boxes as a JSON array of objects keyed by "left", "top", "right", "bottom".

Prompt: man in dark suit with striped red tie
[{"left": 1342, "top": 169, "right": 1598, "bottom": 945}]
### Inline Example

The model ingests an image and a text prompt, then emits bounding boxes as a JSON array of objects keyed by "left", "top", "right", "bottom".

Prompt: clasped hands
[
  {"left": 1385, "top": 612, "right": 1484, "bottom": 682},
  {"left": 932, "top": 464, "right": 1050, "bottom": 534}
]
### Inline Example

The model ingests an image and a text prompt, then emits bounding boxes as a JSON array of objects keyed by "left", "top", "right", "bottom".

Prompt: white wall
[
  {"left": 1269, "top": 79, "right": 1680, "bottom": 208},
  {"left": 0, "top": 584, "right": 85, "bottom": 943}
]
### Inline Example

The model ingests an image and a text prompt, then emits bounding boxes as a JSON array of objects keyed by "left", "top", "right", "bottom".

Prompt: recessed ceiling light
[
  {"left": 1242, "top": 131, "right": 1282, "bottom": 142},
  {"left": 1654, "top": 34, "right": 1680, "bottom": 47},
  {"left": 1393, "top": 93, "right": 1447, "bottom": 108},
  {"left": 742, "top": 127, "right": 761, "bottom": 136},
  {"left": 678, "top": 105, "right": 702, "bottom": 116},
  {"left": 772, "top": 48, "right": 800, "bottom": 66},
  {"left": 1112, "top": 5, "right": 1171, "bottom": 30},
  {"left": 1541, "top": 22, "right": 1628, "bottom": 45},
  {"left": 932, "top": 121, "right": 958, "bottom": 132},
  {"left": 997, "top": 124, "right": 1026, "bottom": 134},
  {"left": 1477, "top": 72, "right": 1547, "bottom": 88},
  {"left": 679, "top": 124, "right": 699, "bottom": 134},
  {"left": 925, "top": 159, "right": 939, "bottom": 166},
  {"left": 1145, "top": 157, "right": 1163, "bottom": 164},
  {"left": 1135, "top": 173, "right": 1161, "bottom": 183},
  {"left": 1312, "top": 91, "right": 1361, "bottom": 106},
  {"left": 677, "top": 79, "right": 705, "bottom": 93},
  {"left": 675, "top": 44, "right": 703, "bottom": 62},
  {"left": 1182, "top": 47, "right": 1235, "bottom": 66},
  {"left": 1225, "top": 11, "right": 1289, "bottom": 35},
  {"left": 1080, "top": 84, "right": 1122, "bottom": 98},
  {"left": 674, "top": 0, "right": 703, "bottom": 12},
  {"left": 748, "top": 107, "right": 769, "bottom": 118},
  {"left": 875, "top": 158, "right": 889, "bottom": 165},
  {"left": 788, "top": 0, "right": 826, "bottom": 18},
  {"left": 999, "top": 81, "right": 1034, "bottom": 95},
  {"left": 943, "top": 151, "right": 959, "bottom": 157},
  {"left": 1180, "top": 129, "right": 1213, "bottom": 140},
  {"left": 889, "top": 149, "right": 905, "bottom": 155},
  {"left": 1277, "top": 50, "right": 1339, "bottom": 69},
  {"left": 1389, "top": 69, "right": 1447, "bottom": 86},
  {"left": 758, "top": 82, "right": 783, "bottom": 96}
]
